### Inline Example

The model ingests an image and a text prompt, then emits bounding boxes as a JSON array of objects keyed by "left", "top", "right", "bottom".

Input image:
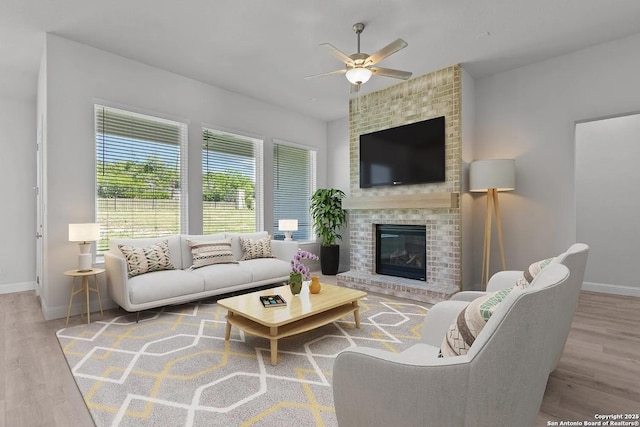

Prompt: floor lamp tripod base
[{"left": 481, "top": 188, "right": 507, "bottom": 289}]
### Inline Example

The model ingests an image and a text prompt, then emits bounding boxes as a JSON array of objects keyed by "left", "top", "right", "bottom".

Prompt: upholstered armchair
[
  {"left": 450, "top": 243, "right": 589, "bottom": 371},
  {"left": 333, "top": 264, "right": 573, "bottom": 427}
]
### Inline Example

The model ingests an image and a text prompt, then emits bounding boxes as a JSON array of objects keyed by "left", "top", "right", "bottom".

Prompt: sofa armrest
[
  {"left": 420, "top": 300, "right": 469, "bottom": 347},
  {"left": 333, "top": 346, "right": 469, "bottom": 427},
  {"left": 105, "top": 252, "right": 131, "bottom": 311},
  {"left": 270, "top": 240, "right": 299, "bottom": 262}
]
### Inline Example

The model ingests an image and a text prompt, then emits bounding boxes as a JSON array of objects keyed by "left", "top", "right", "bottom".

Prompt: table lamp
[
  {"left": 469, "top": 159, "right": 516, "bottom": 288},
  {"left": 278, "top": 219, "right": 298, "bottom": 241},
  {"left": 69, "top": 223, "right": 101, "bottom": 272}
]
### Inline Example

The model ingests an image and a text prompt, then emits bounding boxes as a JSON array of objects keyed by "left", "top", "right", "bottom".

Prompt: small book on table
[{"left": 260, "top": 295, "right": 287, "bottom": 307}]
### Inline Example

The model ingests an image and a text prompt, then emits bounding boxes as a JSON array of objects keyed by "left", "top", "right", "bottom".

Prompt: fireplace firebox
[{"left": 375, "top": 224, "right": 427, "bottom": 281}]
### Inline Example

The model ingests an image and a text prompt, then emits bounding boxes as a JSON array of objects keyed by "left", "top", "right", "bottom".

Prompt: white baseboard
[
  {"left": 42, "top": 299, "right": 118, "bottom": 321},
  {"left": 582, "top": 281, "right": 640, "bottom": 297},
  {"left": 0, "top": 281, "right": 35, "bottom": 295}
]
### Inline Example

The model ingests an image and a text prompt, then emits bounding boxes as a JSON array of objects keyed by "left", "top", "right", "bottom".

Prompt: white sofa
[{"left": 105, "top": 231, "right": 298, "bottom": 313}]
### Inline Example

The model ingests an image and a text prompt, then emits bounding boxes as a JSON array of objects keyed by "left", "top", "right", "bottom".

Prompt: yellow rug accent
[{"left": 57, "top": 294, "right": 427, "bottom": 426}]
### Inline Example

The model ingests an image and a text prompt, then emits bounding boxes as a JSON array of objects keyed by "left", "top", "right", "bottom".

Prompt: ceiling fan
[{"left": 306, "top": 23, "right": 412, "bottom": 93}]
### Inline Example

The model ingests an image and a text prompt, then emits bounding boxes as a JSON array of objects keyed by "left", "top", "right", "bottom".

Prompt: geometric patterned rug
[{"left": 56, "top": 294, "right": 428, "bottom": 426}]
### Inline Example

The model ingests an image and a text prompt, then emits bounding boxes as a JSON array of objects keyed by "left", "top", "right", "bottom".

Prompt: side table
[{"left": 64, "top": 268, "right": 105, "bottom": 325}]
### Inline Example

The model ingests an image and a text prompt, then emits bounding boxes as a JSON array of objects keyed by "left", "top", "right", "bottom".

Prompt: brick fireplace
[{"left": 337, "top": 65, "right": 462, "bottom": 304}]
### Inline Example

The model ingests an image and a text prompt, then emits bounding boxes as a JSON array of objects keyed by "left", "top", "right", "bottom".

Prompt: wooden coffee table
[{"left": 218, "top": 283, "right": 367, "bottom": 365}]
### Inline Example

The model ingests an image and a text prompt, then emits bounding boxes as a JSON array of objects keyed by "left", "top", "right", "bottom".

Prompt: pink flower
[{"left": 290, "top": 250, "right": 318, "bottom": 281}]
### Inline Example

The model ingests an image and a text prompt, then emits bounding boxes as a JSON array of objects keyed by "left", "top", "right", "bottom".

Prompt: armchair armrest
[
  {"left": 105, "top": 252, "right": 131, "bottom": 311},
  {"left": 420, "top": 300, "right": 469, "bottom": 347},
  {"left": 486, "top": 270, "right": 522, "bottom": 292},
  {"left": 333, "top": 346, "right": 469, "bottom": 427},
  {"left": 449, "top": 291, "right": 488, "bottom": 302},
  {"left": 270, "top": 240, "right": 299, "bottom": 262},
  {"left": 450, "top": 271, "right": 522, "bottom": 302}
]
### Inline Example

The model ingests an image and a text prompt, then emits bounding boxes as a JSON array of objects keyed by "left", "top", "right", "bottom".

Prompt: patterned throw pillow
[
  {"left": 189, "top": 239, "right": 238, "bottom": 269},
  {"left": 240, "top": 236, "right": 274, "bottom": 260},
  {"left": 514, "top": 257, "right": 553, "bottom": 290},
  {"left": 118, "top": 240, "right": 174, "bottom": 278},
  {"left": 439, "top": 288, "right": 513, "bottom": 357}
]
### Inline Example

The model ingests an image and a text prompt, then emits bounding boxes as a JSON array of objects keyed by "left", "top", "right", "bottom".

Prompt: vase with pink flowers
[{"left": 289, "top": 250, "right": 318, "bottom": 295}]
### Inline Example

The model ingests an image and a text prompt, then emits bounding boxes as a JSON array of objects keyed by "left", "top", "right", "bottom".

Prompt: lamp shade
[
  {"left": 69, "top": 223, "right": 101, "bottom": 242},
  {"left": 278, "top": 219, "right": 298, "bottom": 232},
  {"left": 346, "top": 67, "right": 372, "bottom": 84},
  {"left": 469, "top": 159, "right": 516, "bottom": 192}
]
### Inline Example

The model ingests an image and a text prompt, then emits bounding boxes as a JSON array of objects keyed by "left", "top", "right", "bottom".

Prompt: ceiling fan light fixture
[{"left": 346, "top": 67, "right": 372, "bottom": 84}]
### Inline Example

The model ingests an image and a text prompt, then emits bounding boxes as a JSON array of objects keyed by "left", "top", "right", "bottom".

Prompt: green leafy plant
[{"left": 310, "top": 188, "right": 347, "bottom": 246}]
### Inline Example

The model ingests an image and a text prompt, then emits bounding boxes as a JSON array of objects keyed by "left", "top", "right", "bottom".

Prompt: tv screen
[{"left": 359, "top": 116, "right": 446, "bottom": 188}]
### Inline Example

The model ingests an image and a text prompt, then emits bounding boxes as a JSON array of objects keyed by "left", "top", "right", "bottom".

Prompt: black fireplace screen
[{"left": 376, "top": 224, "right": 427, "bottom": 281}]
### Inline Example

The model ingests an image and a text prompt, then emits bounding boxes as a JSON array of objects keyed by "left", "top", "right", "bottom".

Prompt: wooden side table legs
[{"left": 64, "top": 269, "right": 105, "bottom": 325}]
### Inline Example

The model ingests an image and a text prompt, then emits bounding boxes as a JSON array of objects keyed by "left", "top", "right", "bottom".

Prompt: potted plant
[{"left": 310, "top": 188, "right": 347, "bottom": 275}]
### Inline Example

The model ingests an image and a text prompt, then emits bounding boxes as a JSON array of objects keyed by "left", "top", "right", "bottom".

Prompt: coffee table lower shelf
[{"left": 224, "top": 303, "right": 360, "bottom": 366}]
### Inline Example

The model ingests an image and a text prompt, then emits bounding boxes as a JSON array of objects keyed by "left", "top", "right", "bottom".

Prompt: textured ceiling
[{"left": 2, "top": 0, "right": 640, "bottom": 121}]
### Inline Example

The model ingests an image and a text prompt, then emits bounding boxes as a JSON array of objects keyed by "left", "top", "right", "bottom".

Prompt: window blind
[
  {"left": 273, "top": 141, "right": 317, "bottom": 241},
  {"left": 202, "top": 128, "right": 263, "bottom": 234},
  {"left": 95, "top": 105, "right": 188, "bottom": 255}
]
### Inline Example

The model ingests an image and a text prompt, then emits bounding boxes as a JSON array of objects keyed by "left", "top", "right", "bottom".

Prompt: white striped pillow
[{"left": 189, "top": 239, "right": 238, "bottom": 269}]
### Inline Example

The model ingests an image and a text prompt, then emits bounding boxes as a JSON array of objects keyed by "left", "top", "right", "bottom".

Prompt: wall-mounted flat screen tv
[{"left": 359, "top": 116, "right": 446, "bottom": 188}]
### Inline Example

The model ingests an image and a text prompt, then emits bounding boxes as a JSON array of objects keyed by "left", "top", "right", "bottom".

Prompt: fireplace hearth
[{"left": 376, "top": 224, "right": 427, "bottom": 281}]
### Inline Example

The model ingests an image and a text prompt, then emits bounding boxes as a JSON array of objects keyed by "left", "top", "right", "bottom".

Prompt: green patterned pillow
[
  {"left": 440, "top": 288, "right": 513, "bottom": 357},
  {"left": 118, "top": 240, "right": 174, "bottom": 278},
  {"left": 240, "top": 236, "right": 274, "bottom": 260},
  {"left": 514, "top": 257, "right": 553, "bottom": 290},
  {"left": 189, "top": 239, "right": 238, "bottom": 269}
]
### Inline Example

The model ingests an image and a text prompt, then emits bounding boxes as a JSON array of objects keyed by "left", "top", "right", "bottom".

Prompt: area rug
[{"left": 56, "top": 294, "right": 428, "bottom": 426}]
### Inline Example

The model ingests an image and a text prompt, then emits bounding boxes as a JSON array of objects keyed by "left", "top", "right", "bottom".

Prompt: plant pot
[
  {"left": 288, "top": 273, "right": 303, "bottom": 295},
  {"left": 320, "top": 245, "right": 340, "bottom": 275}
]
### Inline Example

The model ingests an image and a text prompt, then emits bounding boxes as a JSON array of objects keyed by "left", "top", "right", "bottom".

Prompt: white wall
[
  {"left": 41, "top": 34, "right": 328, "bottom": 319},
  {"left": 327, "top": 117, "right": 350, "bottom": 271},
  {"left": 0, "top": 98, "right": 36, "bottom": 294},
  {"left": 460, "top": 68, "right": 475, "bottom": 290},
  {"left": 575, "top": 114, "right": 640, "bottom": 296},
  {"left": 474, "top": 32, "right": 640, "bottom": 291}
]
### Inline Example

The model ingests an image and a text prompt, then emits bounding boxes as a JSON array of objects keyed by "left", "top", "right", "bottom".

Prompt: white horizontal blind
[
  {"left": 95, "top": 105, "right": 188, "bottom": 255},
  {"left": 202, "top": 128, "right": 263, "bottom": 234},
  {"left": 273, "top": 141, "right": 317, "bottom": 241}
]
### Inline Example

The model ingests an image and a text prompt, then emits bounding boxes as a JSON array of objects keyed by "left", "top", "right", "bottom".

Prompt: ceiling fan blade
[
  {"left": 320, "top": 43, "right": 354, "bottom": 65},
  {"left": 350, "top": 83, "right": 360, "bottom": 94},
  {"left": 370, "top": 66, "right": 412, "bottom": 80},
  {"left": 366, "top": 39, "right": 408, "bottom": 65},
  {"left": 304, "top": 69, "right": 346, "bottom": 79}
]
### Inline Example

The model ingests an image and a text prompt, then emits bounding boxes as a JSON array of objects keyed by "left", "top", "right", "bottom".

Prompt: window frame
[
  {"left": 201, "top": 125, "right": 264, "bottom": 235},
  {"left": 272, "top": 138, "right": 318, "bottom": 243},
  {"left": 94, "top": 103, "right": 189, "bottom": 259}
]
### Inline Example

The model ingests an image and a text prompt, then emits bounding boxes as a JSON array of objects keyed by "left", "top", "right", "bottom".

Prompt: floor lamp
[{"left": 470, "top": 159, "right": 516, "bottom": 289}]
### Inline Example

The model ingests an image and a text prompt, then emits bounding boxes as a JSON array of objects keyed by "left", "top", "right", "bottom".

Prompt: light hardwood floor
[{"left": 1, "top": 288, "right": 638, "bottom": 426}]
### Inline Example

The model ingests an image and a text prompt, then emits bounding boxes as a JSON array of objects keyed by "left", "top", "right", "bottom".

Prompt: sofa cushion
[
  {"left": 189, "top": 263, "right": 253, "bottom": 291},
  {"left": 240, "top": 236, "right": 274, "bottom": 260},
  {"left": 128, "top": 269, "right": 204, "bottom": 305},
  {"left": 226, "top": 231, "right": 269, "bottom": 260},
  {"left": 514, "top": 257, "right": 553, "bottom": 290},
  {"left": 440, "top": 288, "right": 513, "bottom": 357},
  {"left": 118, "top": 240, "right": 175, "bottom": 278},
  {"left": 110, "top": 235, "right": 183, "bottom": 270},
  {"left": 188, "top": 239, "right": 237, "bottom": 269},
  {"left": 180, "top": 233, "right": 226, "bottom": 269},
  {"left": 238, "top": 258, "right": 290, "bottom": 282}
]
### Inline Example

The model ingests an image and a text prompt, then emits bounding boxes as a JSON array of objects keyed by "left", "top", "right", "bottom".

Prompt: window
[
  {"left": 273, "top": 141, "right": 317, "bottom": 241},
  {"left": 95, "top": 105, "right": 188, "bottom": 255},
  {"left": 202, "top": 128, "right": 263, "bottom": 234}
]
